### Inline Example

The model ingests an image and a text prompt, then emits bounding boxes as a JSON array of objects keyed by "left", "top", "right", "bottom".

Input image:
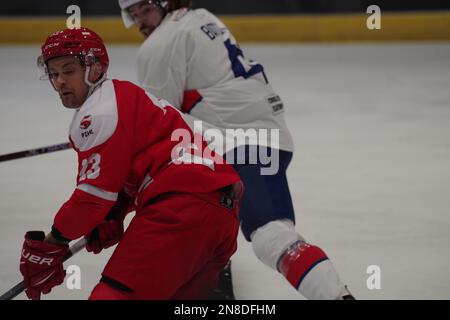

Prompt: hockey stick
[
  {"left": 0, "top": 142, "right": 71, "bottom": 163},
  {"left": 0, "top": 237, "right": 87, "bottom": 300}
]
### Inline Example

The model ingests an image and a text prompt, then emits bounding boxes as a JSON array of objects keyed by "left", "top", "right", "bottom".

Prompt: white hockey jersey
[{"left": 136, "top": 8, "right": 294, "bottom": 154}]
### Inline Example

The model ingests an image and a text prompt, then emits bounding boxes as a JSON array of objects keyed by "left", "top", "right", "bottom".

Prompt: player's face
[
  {"left": 46, "top": 56, "right": 90, "bottom": 109},
  {"left": 127, "top": 2, "right": 164, "bottom": 38}
]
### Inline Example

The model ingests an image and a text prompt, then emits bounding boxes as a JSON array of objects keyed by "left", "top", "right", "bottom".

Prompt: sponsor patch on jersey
[
  {"left": 200, "top": 23, "right": 226, "bottom": 40},
  {"left": 266, "top": 94, "right": 284, "bottom": 115},
  {"left": 79, "top": 115, "right": 92, "bottom": 129},
  {"left": 81, "top": 129, "right": 94, "bottom": 138}
]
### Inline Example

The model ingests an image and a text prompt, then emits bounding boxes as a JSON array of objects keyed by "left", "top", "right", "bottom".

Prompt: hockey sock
[{"left": 278, "top": 241, "right": 346, "bottom": 299}]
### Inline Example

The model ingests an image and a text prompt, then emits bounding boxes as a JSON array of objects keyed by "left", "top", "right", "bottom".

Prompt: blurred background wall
[
  {"left": 1, "top": 0, "right": 450, "bottom": 15},
  {"left": 0, "top": 0, "right": 449, "bottom": 42}
]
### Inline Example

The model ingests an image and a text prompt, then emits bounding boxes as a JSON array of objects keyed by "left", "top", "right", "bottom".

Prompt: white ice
[{"left": 1, "top": 43, "right": 450, "bottom": 300}]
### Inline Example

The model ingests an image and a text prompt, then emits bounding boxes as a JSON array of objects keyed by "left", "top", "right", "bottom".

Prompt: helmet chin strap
[{"left": 84, "top": 66, "right": 107, "bottom": 97}]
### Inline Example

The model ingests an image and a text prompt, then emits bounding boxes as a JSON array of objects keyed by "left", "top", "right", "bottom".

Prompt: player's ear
[{"left": 90, "top": 61, "right": 104, "bottom": 82}]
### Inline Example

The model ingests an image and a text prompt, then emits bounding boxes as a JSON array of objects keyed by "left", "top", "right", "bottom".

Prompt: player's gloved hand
[
  {"left": 85, "top": 219, "right": 124, "bottom": 254},
  {"left": 85, "top": 191, "right": 132, "bottom": 254},
  {"left": 20, "top": 231, "right": 69, "bottom": 300}
]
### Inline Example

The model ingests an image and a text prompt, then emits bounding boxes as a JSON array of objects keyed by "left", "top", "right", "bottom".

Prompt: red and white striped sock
[{"left": 278, "top": 241, "right": 347, "bottom": 299}]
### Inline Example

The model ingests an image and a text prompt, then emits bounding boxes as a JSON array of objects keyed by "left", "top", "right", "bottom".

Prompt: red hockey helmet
[{"left": 38, "top": 27, "right": 109, "bottom": 78}]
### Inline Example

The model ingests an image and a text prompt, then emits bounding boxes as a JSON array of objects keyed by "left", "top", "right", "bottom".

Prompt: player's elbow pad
[{"left": 54, "top": 188, "right": 116, "bottom": 240}]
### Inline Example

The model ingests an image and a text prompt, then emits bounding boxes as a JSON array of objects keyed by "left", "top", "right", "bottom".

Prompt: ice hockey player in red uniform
[{"left": 18, "top": 27, "right": 242, "bottom": 300}]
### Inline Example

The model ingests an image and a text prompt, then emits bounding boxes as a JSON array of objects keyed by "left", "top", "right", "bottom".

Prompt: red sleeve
[{"left": 53, "top": 189, "right": 115, "bottom": 240}]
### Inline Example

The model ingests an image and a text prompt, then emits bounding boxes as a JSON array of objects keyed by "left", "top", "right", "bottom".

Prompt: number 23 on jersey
[{"left": 79, "top": 153, "right": 101, "bottom": 181}]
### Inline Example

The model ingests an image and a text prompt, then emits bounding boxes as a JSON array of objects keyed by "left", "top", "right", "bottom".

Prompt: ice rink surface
[{"left": 1, "top": 42, "right": 450, "bottom": 300}]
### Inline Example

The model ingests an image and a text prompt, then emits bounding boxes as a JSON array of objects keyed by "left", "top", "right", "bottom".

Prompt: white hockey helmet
[{"left": 118, "top": 0, "right": 168, "bottom": 28}]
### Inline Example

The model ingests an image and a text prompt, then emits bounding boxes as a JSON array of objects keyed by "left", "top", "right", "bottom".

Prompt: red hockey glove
[
  {"left": 20, "top": 231, "right": 69, "bottom": 300},
  {"left": 85, "top": 219, "right": 124, "bottom": 254},
  {"left": 85, "top": 191, "right": 132, "bottom": 254}
]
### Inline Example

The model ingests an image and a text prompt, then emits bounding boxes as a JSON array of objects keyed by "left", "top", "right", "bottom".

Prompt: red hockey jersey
[{"left": 54, "top": 79, "right": 240, "bottom": 240}]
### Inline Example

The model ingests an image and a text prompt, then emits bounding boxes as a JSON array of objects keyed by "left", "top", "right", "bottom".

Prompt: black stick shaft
[
  {"left": 0, "top": 142, "right": 71, "bottom": 163},
  {"left": 0, "top": 238, "right": 87, "bottom": 300}
]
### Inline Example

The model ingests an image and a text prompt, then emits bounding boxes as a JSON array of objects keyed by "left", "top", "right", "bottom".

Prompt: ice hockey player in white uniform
[{"left": 118, "top": 0, "right": 354, "bottom": 300}]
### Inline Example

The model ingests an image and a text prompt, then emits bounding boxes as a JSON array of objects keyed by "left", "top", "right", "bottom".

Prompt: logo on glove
[{"left": 21, "top": 249, "right": 54, "bottom": 266}]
